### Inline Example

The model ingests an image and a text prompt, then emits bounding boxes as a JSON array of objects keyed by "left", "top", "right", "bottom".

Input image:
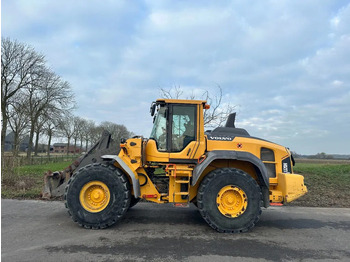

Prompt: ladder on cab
[{"left": 166, "top": 164, "right": 193, "bottom": 206}]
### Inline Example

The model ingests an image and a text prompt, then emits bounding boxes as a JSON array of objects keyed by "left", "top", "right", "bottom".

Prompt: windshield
[{"left": 150, "top": 106, "right": 167, "bottom": 151}]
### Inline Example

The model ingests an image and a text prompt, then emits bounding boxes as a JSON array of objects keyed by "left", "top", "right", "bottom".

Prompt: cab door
[{"left": 168, "top": 104, "right": 200, "bottom": 162}]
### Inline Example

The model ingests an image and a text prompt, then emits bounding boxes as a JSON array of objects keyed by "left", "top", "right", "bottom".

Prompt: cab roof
[{"left": 156, "top": 98, "right": 207, "bottom": 105}]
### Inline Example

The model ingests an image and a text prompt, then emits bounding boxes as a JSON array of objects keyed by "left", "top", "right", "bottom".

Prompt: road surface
[{"left": 2, "top": 199, "right": 350, "bottom": 262}]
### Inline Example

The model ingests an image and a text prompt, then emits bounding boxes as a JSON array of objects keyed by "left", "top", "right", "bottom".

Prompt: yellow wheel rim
[
  {"left": 79, "top": 181, "right": 110, "bottom": 213},
  {"left": 216, "top": 185, "right": 248, "bottom": 218}
]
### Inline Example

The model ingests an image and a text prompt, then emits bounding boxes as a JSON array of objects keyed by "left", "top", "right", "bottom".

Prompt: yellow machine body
[
  {"left": 113, "top": 99, "right": 307, "bottom": 206},
  {"left": 65, "top": 98, "right": 308, "bottom": 232}
]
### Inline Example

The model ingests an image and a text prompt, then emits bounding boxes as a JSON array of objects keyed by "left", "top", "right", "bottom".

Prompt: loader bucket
[{"left": 41, "top": 131, "right": 118, "bottom": 199}]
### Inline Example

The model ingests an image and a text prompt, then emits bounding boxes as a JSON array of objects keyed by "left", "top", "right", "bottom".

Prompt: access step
[
  {"left": 175, "top": 180, "right": 190, "bottom": 184},
  {"left": 175, "top": 192, "right": 189, "bottom": 196}
]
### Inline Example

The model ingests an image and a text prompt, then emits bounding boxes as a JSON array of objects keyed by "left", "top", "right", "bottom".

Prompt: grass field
[
  {"left": 1, "top": 159, "right": 349, "bottom": 207},
  {"left": 290, "top": 160, "right": 350, "bottom": 207},
  {"left": 1, "top": 161, "right": 72, "bottom": 199}
]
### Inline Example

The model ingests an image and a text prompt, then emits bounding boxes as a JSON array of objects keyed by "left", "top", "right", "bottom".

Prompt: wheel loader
[{"left": 62, "top": 99, "right": 307, "bottom": 232}]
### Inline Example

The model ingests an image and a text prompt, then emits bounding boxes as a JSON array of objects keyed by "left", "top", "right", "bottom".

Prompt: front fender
[{"left": 101, "top": 155, "right": 141, "bottom": 198}]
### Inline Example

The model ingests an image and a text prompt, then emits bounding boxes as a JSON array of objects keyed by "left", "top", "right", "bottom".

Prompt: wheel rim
[
  {"left": 216, "top": 185, "right": 248, "bottom": 218},
  {"left": 79, "top": 181, "right": 110, "bottom": 213}
]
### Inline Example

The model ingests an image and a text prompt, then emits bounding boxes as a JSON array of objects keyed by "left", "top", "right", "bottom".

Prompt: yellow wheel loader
[{"left": 64, "top": 99, "right": 307, "bottom": 232}]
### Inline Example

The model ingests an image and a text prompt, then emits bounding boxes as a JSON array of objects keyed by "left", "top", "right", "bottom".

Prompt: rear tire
[
  {"left": 65, "top": 163, "right": 130, "bottom": 229},
  {"left": 197, "top": 168, "right": 262, "bottom": 233}
]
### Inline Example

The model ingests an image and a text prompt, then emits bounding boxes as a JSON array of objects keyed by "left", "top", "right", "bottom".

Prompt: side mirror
[{"left": 150, "top": 102, "right": 156, "bottom": 116}]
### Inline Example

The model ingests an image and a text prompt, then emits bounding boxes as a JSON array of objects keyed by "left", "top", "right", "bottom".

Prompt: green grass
[
  {"left": 14, "top": 162, "right": 72, "bottom": 176},
  {"left": 291, "top": 163, "right": 350, "bottom": 207},
  {"left": 1, "top": 161, "right": 72, "bottom": 199},
  {"left": 294, "top": 163, "right": 350, "bottom": 186}
]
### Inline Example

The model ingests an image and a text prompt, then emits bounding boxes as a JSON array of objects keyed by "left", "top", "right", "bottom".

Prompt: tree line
[
  {"left": 51, "top": 117, "right": 133, "bottom": 156},
  {"left": 1, "top": 38, "right": 132, "bottom": 157}
]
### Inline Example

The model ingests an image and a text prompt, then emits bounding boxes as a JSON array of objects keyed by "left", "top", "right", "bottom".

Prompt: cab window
[
  {"left": 150, "top": 106, "right": 167, "bottom": 151},
  {"left": 171, "top": 105, "right": 196, "bottom": 152}
]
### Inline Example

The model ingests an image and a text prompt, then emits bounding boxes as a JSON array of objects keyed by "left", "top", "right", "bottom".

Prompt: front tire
[
  {"left": 65, "top": 163, "right": 131, "bottom": 229},
  {"left": 197, "top": 168, "right": 262, "bottom": 233}
]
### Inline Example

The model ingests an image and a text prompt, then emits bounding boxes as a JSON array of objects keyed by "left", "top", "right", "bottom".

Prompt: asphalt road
[{"left": 2, "top": 199, "right": 350, "bottom": 262}]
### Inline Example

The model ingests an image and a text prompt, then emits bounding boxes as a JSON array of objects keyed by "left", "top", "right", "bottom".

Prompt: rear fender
[{"left": 193, "top": 150, "right": 270, "bottom": 207}]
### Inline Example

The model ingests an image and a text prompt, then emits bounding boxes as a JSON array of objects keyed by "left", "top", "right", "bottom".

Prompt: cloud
[{"left": 2, "top": 0, "right": 350, "bottom": 154}]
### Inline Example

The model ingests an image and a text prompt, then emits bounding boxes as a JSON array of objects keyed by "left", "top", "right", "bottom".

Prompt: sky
[{"left": 2, "top": 0, "right": 350, "bottom": 155}]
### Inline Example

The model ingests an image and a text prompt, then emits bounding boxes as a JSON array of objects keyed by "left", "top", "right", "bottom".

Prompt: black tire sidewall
[
  {"left": 65, "top": 164, "right": 130, "bottom": 228},
  {"left": 199, "top": 168, "right": 261, "bottom": 232}
]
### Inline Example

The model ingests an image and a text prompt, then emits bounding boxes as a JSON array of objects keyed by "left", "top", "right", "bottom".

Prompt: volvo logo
[{"left": 208, "top": 135, "right": 234, "bottom": 141}]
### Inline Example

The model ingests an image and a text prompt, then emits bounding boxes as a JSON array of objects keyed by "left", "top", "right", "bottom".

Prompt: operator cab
[
  {"left": 147, "top": 99, "right": 207, "bottom": 162},
  {"left": 150, "top": 100, "right": 196, "bottom": 152}
]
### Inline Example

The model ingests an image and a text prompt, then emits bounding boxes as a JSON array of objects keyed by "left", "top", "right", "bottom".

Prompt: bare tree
[
  {"left": 89, "top": 124, "right": 104, "bottom": 146},
  {"left": 72, "top": 116, "right": 85, "bottom": 153},
  {"left": 202, "top": 87, "right": 236, "bottom": 127},
  {"left": 160, "top": 85, "right": 235, "bottom": 128},
  {"left": 78, "top": 118, "right": 88, "bottom": 152},
  {"left": 83, "top": 120, "right": 96, "bottom": 151},
  {"left": 34, "top": 114, "right": 48, "bottom": 156},
  {"left": 58, "top": 116, "right": 103, "bottom": 154},
  {"left": 77, "top": 119, "right": 94, "bottom": 152},
  {"left": 100, "top": 121, "right": 133, "bottom": 142},
  {"left": 57, "top": 113, "right": 76, "bottom": 155},
  {"left": 44, "top": 118, "right": 57, "bottom": 157},
  {"left": 25, "top": 70, "right": 75, "bottom": 158},
  {"left": 160, "top": 85, "right": 183, "bottom": 99},
  {"left": 1, "top": 37, "right": 45, "bottom": 152},
  {"left": 7, "top": 92, "right": 30, "bottom": 156}
]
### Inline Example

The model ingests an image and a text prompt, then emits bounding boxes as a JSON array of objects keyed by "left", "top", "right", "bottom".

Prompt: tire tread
[
  {"left": 197, "top": 168, "right": 262, "bottom": 233},
  {"left": 64, "top": 163, "right": 130, "bottom": 229}
]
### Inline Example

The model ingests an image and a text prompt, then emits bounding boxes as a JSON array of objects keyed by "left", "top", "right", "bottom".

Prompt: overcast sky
[{"left": 2, "top": 0, "right": 350, "bottom": 154}]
